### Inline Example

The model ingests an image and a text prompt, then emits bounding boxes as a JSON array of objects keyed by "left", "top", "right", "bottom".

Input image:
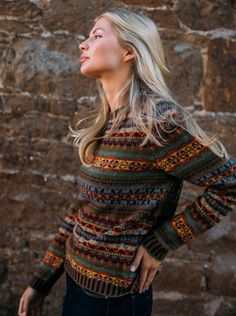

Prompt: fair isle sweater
[{"left": 29, "top": 100, "right": 236, "bottom": 298}]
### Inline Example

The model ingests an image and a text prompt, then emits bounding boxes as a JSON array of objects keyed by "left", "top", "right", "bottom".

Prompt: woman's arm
[
  {"left": 141, "top": 116, "right": 236, "bottom": 261},
  {"left": 28, "top": 205, "right": 78, "bottom": 296}
]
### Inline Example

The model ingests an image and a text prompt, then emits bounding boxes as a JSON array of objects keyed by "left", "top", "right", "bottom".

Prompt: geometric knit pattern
[{"left": 29, "top": 99, "right": 236, "bottom": 297}]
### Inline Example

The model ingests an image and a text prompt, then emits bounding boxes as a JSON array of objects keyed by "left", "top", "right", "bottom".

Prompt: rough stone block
[
  {"left": 153, "top": 259, "right": 205, "bottom": 295},
  {"left": 203, "top": 39, "right": 236, "bottom": 112}
]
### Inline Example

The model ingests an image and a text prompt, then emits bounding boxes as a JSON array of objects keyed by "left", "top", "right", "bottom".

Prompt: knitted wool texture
[{"left": 29, "top": 100, "right": 236, "bottom": 297}]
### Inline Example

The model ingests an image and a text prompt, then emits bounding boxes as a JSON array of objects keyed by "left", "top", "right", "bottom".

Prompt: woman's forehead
[{"left": 91, "top": 17, "right": 112, "bottom": 33}]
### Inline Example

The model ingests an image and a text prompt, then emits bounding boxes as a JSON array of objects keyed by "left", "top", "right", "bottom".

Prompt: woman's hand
[
  {"left": 18, "top": 286, "right": 46, "bottom": 316},
  {"left": 130, "top": 245, "right": 163, "bottom": 293}
]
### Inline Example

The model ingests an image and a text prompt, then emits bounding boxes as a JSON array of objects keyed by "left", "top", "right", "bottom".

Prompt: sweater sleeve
[
  {"left": 28, "top": 205, "right": 78, "bottom": 296},
  {"left": 141, "top": 109, "right": 236, "bottom": 261}
]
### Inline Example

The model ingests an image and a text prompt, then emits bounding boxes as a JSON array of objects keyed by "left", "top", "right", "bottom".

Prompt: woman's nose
[{"left": 79, "top": 40, "right": 88, "bottom": 51}]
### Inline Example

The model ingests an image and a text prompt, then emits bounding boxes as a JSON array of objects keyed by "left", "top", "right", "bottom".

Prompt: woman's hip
[{"left": 62, "top": 272, "right": 153, "bottom": 316}]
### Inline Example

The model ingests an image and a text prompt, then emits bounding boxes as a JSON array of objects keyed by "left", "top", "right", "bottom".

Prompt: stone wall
[{"left": 0, "top": 1, "right": 236, "bottom": 315}]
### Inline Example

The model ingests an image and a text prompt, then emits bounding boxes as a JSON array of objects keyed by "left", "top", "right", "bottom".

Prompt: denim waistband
[{"left": 80, "top": 286, "right": 109, "bottom": 299}]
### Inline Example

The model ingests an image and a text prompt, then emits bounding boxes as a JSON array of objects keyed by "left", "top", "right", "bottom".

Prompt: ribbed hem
[
  {"left": 141, "top": 231, "right": 168, "bottom": 260},
  {"left": 64, "top": 258, "right": 140, "bottom": 298},
  {"left": 29, "top": 263, "right": 65, "bottom": 296}
]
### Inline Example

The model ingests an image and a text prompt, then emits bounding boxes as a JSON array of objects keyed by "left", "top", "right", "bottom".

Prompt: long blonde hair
[{"left": 69, "top": 7, "right": 228, "bottom": 167}]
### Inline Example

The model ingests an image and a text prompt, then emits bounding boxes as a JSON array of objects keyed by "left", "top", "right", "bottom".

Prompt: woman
[{"left": 18, "top": 7, "right": 236, "bottom": 316}]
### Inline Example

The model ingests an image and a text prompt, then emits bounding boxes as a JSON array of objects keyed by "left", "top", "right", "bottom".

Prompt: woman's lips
[{"left": 80, "top": 57, "right": 89, "bottom": 63}]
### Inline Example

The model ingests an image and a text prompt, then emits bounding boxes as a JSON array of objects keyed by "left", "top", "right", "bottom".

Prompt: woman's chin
[
  {"left": 80, "top": 67, "right": 100, "bottom": 79},
  {"left": 80, "top": 66, "right": 91, "bottom": 76}
]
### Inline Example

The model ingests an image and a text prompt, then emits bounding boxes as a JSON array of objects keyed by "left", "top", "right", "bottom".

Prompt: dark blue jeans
[{"left": 62, "top": 272, "right": 153, "bottom": 316}]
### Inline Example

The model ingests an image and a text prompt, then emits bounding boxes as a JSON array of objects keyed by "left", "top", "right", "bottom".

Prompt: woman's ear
[{"left": 123, "top": 48, "right": 135, "bottom": 62}]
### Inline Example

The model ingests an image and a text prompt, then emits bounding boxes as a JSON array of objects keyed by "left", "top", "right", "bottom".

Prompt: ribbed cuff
[
  {"left": 141, "top": 231, "right": 168, "bottom": 261},
  {"left": 29, "top": 263, "right": 65, "bottom": 296},
  {"left": 29, "top": 275, "right": 52, "bottom": 296}
]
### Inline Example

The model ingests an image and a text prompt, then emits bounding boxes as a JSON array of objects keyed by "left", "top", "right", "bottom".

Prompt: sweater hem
[{"left": 64, "top": 257, "right": 140, "bottom": 298}]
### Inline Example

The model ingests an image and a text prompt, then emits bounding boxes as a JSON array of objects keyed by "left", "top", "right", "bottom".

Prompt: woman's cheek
[
  {"left": 98, "top": 42, "right": 119, "bottom": 61},
  {"left": 106, "top": 49, "right": 122, "bottom": 68}
]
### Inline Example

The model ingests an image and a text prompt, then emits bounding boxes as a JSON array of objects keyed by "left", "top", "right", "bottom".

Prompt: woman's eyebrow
[{"left": 89, "top": 27, "right": 105, "bottom": 36}]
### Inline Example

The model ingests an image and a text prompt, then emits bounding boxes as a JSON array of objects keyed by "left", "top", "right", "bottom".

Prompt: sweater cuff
[
  {"left": 29, "top": 263, "right": 65, "bottom": 296},
  {"left": 29, "top": 275, "right": 53, "bottom": 296},
  {"left": 141, "top": 230, "right": 168, "bottom": 261}
]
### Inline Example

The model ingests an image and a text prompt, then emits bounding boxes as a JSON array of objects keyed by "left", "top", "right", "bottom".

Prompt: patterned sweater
[{"left": 29, "top": 100, "right": 236, "bottom": 298}]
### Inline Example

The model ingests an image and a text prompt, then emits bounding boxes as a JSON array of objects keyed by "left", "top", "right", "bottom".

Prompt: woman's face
[{"left": 79, "top": 17, "right": 131, "bottom": 79}]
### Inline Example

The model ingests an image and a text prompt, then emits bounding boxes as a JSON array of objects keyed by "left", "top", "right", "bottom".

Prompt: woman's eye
[{"left": 94, "top": 35, "right": 102, "bottom": 39}]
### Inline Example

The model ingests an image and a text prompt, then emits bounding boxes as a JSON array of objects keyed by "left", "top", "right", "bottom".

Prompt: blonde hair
[{"left": 69, "top": 7, "right": 228, "bottom": 167}]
